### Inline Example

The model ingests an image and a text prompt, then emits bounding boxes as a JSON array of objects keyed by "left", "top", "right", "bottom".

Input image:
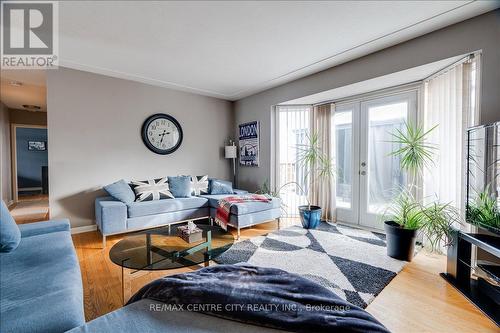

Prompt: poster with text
[{"left": 239, "top": 121, "right": 259, "bottom": 167}]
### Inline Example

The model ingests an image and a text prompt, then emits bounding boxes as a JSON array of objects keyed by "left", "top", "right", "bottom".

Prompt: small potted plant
[
  {"left": 383, "top": 190, "right": 424, "bottom": 261},
  {"left": 420, "top": 202, "right": 462, "bottom": 253}
]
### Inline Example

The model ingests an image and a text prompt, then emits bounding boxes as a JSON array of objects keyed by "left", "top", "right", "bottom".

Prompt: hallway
[{"left": 9, "top": 194, "right": 49, "bottom": 224}]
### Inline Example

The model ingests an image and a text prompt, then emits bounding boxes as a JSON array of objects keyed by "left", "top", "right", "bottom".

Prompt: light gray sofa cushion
[
  {"left": 127, "top": 197, "right": 209, "bottom": 218},
  {"left": 127, "top": 208, "right": 210, "bottom": 231}
]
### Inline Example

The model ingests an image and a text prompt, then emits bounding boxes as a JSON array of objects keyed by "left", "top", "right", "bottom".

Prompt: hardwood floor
[
  {"left": 10, "top": 194, "right": 50, "bottom": 224},
  {"left": 68, "top": 219, "right": 497, "bottom": 332},
  {"left": 366, "top": 252, "right": 498, "bottom": 333}
]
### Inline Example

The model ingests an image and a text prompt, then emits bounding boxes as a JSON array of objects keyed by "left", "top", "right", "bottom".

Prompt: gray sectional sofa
[{"left": 95, "top": 189, "right": 281, "bottom": 246}]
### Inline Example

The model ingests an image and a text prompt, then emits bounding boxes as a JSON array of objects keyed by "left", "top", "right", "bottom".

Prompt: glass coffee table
[{"left": 109, "top": 223, "right": 234, "bottom": 303}]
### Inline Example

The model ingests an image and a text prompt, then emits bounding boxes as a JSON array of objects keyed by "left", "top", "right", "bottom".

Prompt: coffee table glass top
[{"left": 109, "top": 223, "right": 234, "bottom": 270}]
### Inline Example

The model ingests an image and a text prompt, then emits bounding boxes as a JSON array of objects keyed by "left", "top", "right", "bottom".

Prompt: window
[{"left": 275, "top": 105, "right": 311, "bottom": 216}]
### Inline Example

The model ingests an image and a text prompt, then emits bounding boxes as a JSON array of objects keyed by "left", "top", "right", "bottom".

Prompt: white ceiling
[
  {"left": 281, "top": 54, "right": 467, "bottom": 105},
  {"left": 56, "top": 1, "right": 499, "bottom": 100},
  {"left": 0, "top": 70, "right": 47, "bottom": 111}
]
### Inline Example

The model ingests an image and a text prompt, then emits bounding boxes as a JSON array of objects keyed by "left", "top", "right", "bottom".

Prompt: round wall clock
[{"left": 141, "top": 113, "right": 183, "bottom": 155}]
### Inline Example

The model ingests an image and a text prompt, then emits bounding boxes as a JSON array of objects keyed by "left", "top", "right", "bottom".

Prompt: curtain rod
[
  {"left": 423, "top": 51, "right": 480, "bottom": 82},
  {"left": 312, "top": 81, "right": 422, "bottom": 107}
]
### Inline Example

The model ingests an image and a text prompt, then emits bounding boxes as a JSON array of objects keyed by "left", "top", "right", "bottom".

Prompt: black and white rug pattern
[{"left": 215, "top": 222, "right": 408, "bottom": 308}]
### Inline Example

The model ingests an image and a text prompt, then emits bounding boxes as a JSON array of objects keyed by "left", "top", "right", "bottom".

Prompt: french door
[{"left": 334, "top": 91, "right": 417, "bottom": 230}]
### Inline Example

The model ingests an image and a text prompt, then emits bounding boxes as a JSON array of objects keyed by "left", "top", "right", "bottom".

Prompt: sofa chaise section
[
  {"left": 200, "top": 194, "right": 281, "bottom": 238},
  {"left": 0, "top": 219, "right": 85, "bottom": 333}
]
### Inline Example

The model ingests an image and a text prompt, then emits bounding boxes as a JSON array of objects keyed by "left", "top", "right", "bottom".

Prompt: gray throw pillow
[
  {"left": 210, "top": 179, "right": 233, "bottom": 195},
  {"left": 104, "top": 179, "right": 136, "bottom": 204},
  {"left": 168, "top": 176, "right": 193, "bottom": 198}
]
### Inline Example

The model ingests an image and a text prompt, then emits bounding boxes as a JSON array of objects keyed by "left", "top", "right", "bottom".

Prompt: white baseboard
[{"left": 71, "top": 224, "right": 97, "bottom": 234}]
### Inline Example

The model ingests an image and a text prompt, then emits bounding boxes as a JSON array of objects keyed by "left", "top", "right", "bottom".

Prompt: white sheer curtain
[
  {"left": 423, "top": 55, "right": 480, "bottom": 211},
  {"left": 309, "top": 103, "right": 336, "bottom": 222}
]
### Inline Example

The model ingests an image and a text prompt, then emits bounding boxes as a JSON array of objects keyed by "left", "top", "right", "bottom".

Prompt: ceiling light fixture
[
  {"left": 9, "top": 81, "right": 23, "bottom": 87},
  {"left": 22, "top": 104, "right": 41, "bottom": 111}
]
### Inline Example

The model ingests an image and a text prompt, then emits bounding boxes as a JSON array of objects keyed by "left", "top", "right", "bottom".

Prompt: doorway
[
  {"left": 333, "top": 90, "right": 416, "bottom": 230},
  {"left": 10, "top": 124, "right": 49, "bottom": 223}
]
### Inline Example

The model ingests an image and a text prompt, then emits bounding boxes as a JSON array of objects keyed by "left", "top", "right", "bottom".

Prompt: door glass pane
[
  {"left": 333, "top": 111, "right": 352, "bottom": 209},
  {"left": 367, "top": 101, "right": 407, "bottom": 213},
  {"left": 277, "top": 106, "right": 310, "bottom": 216}
]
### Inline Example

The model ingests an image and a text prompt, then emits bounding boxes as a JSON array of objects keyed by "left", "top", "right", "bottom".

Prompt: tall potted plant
[
  {"left": 295, "top": 133, "right": 335, "bottom": 229},
  {"left": 384, "top": 122, "right": 437, "bottom": 260}
]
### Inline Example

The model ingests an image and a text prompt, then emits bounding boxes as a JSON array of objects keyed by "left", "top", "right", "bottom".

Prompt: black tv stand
[{"left": 441, "top": 230, "right": 500, "bottom": 326}]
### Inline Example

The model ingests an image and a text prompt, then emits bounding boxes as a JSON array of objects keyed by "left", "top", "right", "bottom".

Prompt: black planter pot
[{"left": 384, "top": 221, "right": 418, "bottom": 261}]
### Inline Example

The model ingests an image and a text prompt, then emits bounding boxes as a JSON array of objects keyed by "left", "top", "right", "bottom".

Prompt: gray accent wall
[
  {"left": 47, "top": 68, "right": 233, "bottom": 228},
  {"left": 234, "top": 10, "right": 500, "bottom": 191},
  {"left": 0, "top": 102, "right": 12, "bottom": 204},
  {"left": 16, "top": 127, "right": 48, "bottom": 189}
]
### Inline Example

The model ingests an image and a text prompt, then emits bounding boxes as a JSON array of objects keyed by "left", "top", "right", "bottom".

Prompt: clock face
[{"left": 141, "top": 114, "right": 183, "bottom": 154}]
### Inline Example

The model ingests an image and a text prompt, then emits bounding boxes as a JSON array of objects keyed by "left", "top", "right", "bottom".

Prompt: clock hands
[{"left": 159, "top": 130, "right": 172, "bottom": 143}]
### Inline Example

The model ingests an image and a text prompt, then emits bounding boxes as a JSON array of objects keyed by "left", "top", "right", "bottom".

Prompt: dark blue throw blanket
[{"left": 128, "top": 264, "right": 390, "bottom": 333}]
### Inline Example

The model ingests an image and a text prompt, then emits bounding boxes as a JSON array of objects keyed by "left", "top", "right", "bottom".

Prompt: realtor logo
[{"left": 1, "top": 1, "right": 58, "bottom": 68}]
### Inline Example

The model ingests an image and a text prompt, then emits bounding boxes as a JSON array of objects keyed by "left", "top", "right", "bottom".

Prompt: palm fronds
[
  {"left": 294, "top": 132, "right": 335, "bottom": 221},
  {"left": 383, "top": 189, "right": 424, "bottom": 230},
  {"left": 466, "top": 186, "right": 500, "bottom": 230},
  {"left": 388, "top": 122, "right": 438, "bottom": 176},
  {"left": 421, "top": 202, "right": 462, "bottom": 252}
]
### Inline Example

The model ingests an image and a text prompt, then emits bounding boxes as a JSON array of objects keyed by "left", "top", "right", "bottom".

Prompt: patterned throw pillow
[
  {"left": 191, "top": 175, "right": 209, "bottom": 195},
  {"left": 130, "top": 178, "right": 174, "bottom": 202}
]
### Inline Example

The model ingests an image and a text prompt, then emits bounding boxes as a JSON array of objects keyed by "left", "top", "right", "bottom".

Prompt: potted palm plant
[
  {"left": 294, "top": 133, "right": 335, "bottom": 229},
  {"left": 384, "top": 122, "right": 437, "bottom": 260}
]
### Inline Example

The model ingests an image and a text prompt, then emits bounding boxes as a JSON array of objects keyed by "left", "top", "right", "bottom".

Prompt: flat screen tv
[{"left": 466, "top": 121, "right": 500, "bottom": 235}]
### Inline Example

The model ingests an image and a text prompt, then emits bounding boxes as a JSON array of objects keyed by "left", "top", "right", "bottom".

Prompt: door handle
[
  {"left": 360, "top": 171, "right": 366, "bottom": 175},
  {"left": 361, "top": 162, "right": 366, "bottom": 167}
]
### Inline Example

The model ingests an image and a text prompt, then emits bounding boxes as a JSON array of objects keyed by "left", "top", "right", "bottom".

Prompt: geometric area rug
[{"left": 214, "top": 222, "right": 409, "bottom": 309}]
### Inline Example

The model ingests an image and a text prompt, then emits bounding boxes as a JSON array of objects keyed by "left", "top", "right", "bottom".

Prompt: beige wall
[
  {"left": 9, "top": 109, "right": 47, "bottom": 126},
  {"left": 234, "top": 9, "right": 500, "bottom": 191},
  {"left": 0, "top": 102, "right": 12, "bottom": 205},
  {"left": 47, "top": 68, "right": 233, "bottom": 228}
]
